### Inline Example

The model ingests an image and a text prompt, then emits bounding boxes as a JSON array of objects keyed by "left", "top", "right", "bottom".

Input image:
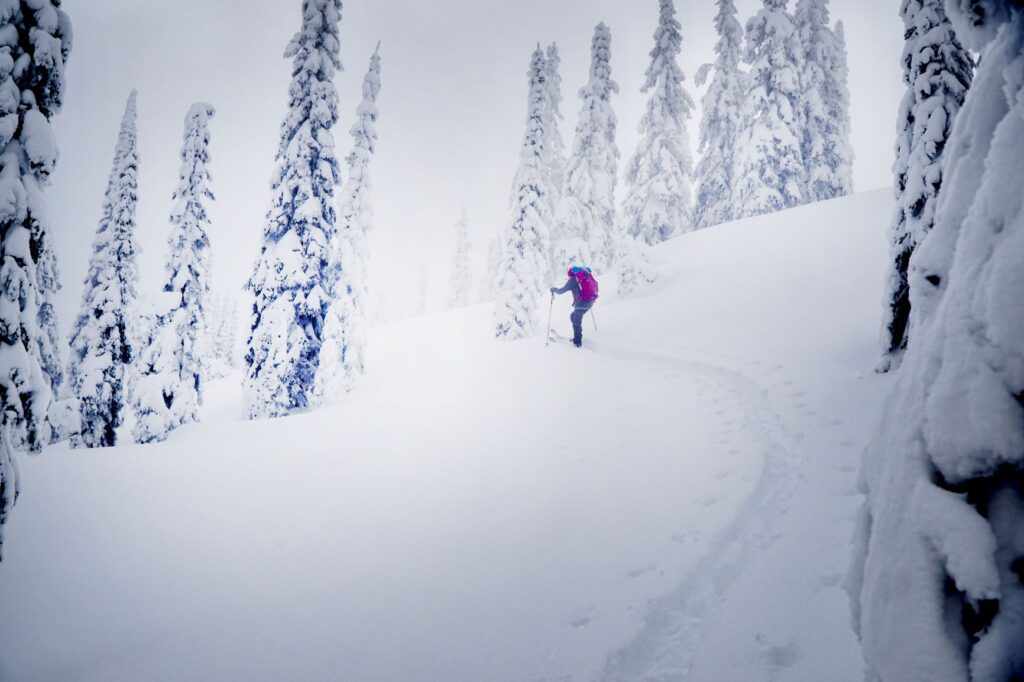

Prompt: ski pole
[
  {"left": 545, "top": 293, "right": 555, "bottom": 346},
  {"left": 590, "top": 309, "right": 598, "bottom": 332}
]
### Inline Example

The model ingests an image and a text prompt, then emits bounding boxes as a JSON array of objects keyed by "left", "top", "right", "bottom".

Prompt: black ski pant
[{"left": 570, "top": 306, "right": 590, "bottom": 346}]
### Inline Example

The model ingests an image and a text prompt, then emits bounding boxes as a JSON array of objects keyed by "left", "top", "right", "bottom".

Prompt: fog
[{"left": 47, "top": 0, "right": 904, "bottom": 332}]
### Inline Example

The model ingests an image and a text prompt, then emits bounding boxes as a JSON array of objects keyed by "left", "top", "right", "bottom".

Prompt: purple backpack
[{"left": 570, "top": 267, "right": 599, "bottom": 302}]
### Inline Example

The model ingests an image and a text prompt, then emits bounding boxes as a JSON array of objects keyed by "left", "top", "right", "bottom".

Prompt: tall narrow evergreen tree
[
  {"left": 878, "top": 0, "right": 972, "bottom": 371},
  {"left": 449, "top": 210, "right": 473, "bottom": 308},
  {"left": 694, "top": 0, "right": 745, "bottom": 229},
  {"left": 553, "top": 23, "right": 620, "bottom": 273},
  {"left": 494, "top": 47, "right": 552, "bottom": 340},
  {"left": 622, "top": 0, "right": 696, "bottom": 244},
  {"left": 826, "top": 20, "right": 854, "bottom": 196},
  {"left": 245, "top": 0, "right": 343, "bottom": 419},
  {"left": 0, "top": 0, "right": 72, "bottom": 559},
  {"left": 733, "top": 0, "right": 805, "bottom": 219},
  {"left": 66, "top": 91, "right": 140, "bottom": 448},
  {"left": 542, "top": 43, "right": 567, "bottom": 216},
  {"left": 133, "top": 103, "right": 216, "bottom": 444},
  {"left": 795, "top": 0, "right": 840, "bottom": 202},
  {"left": 316, "top": 44, "right": 382, "bottom": 402}
]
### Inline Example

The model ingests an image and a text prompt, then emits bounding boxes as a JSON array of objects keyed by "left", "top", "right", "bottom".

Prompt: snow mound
[{"left": 1, "top": 190, "right": 891, "bottom": 681}]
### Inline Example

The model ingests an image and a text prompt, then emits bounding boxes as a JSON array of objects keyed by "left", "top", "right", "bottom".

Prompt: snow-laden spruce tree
[
  {"left": 245, "top": 0, "right": 343, "bottom": 419},
  {"left": 66, "top": 91, "right": 140, "bottom": 448},
  {"left": 826, "top": 20, "right": 854, "bottom": 197},
  {"left": 543, "top": 43, "right": 567, "bottom": 217},
  {"left": 449, "top": 210, "right": 473, "bottom": 308},
  {"left": 494, "top": 47, "right": 552, "bottom": 340},
  {"left": 315, "top": 44, "right": 382, "bottom": 402},
  {"left": 0, "top": 0, "right": 72, "bottom": 558},
  {"left": 693, "top": 0, "right": 745, "bottom": 229},
  {"left": 878, "top": 0, "right": 972, "bottom": 371},
  {"left": 795, "top": 0, "right": 850, "bottom": 203},
  {"left": 552, "top": 23, "right": 620, "bottom": 274},
  {"left": 622, "top": 0, "right": 695, "bottom": 245},
  {"left": 851, "top": 4, "right": 1024, "bottom": 677},
  {"left": 133, "top": 103, "right": 215, "bottom": 444},
  {"left": 733, "top": 0, "right": 805, "bottom": 219}
]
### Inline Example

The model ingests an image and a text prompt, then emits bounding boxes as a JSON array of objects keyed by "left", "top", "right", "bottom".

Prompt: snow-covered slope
[{"left": 0, "top": 189, "right": 891, "bottom": 682}]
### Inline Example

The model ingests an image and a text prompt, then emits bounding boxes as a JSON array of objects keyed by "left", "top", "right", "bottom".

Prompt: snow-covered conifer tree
[
  {"left": 552, "top": 23, "right": 620, "bottom": 274},
  {"left": 133, "top": 103, "right": 215, "bottom": 444},
  {"left": 622, "top": 0, "right": 696, "bottom": 244},
  {"left": 694, "top": 0, "right": 745, "bottom": 229},
  {"left": 795, "top": 0, "right": 849, "bottom": 203},
  {"left": 494, "top": 47, "right": 552, "bottom": 340},
  {"left": 316, "top": 44, "right": 382, "bottom": 403},
  {"left": 542, "top": 43, "right": 566, "bottom": 216},
  {"left": 826, "top": 20, "right": 854, "bottom": 196},
  {"left": 733, "top": 0, "right": 805, "bottom": 219},
  {"left": 66, "top": 91, "right": 140, "bottom": 448},
  {"left": 449, "top": 210, "right": 472, "bottom": 308},
  {"left": 852, "top": 4, "right": 1024, "bottom": 677},
  {"left": 245, "top": 0, "right": 343, "bottom": 419},
  {"left": 0, "top": 0, "right": 72, "bottom": 558},
  {"left": 878, "top": 0, "right": 972, "bottom": 371}
]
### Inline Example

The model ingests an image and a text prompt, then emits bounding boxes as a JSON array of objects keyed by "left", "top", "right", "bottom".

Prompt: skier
[{"left": 550, "top": 266, "right": 599, "bottom": 348}]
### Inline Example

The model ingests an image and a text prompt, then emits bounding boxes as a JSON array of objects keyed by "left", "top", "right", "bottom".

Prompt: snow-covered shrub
[
  {"left": 694, "top": 0, "right": 745, "bottom": 229},
  {"left": 0, "top": 0, "right": 72, "bottom": 558},
  {"left": 66, "top": 91, "right": 140, "bottom": 449},
  {"left": 878, "top": 0, "right": 973, "bottom": 371},
  {"left": 851, "top": 4, "right": 1024, "bottom": 678},
  {"left": 494, "top": 47, "right": 552, "bottom": 340},
  {"left": 245, "top": 0, "right": 342, "bottom": 419},
  {"left": 622, "top": 0, "right": 695, "bottom": 244},
  {"left": 553, "top": 23, "right": 619, "bottom": 274},
  {"left": 133, "top": 102, "right": 216, "bottom": 444},
  {"left": 449, "top": 210, "right": 472, "bottom": 308},
  {"left": 316, "top": 44, "right": 382, "bottom": 403}
]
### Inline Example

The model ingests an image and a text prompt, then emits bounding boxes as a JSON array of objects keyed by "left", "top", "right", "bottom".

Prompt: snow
[{"left": 0, "top": 190, "right": 892, "bottom": 680}]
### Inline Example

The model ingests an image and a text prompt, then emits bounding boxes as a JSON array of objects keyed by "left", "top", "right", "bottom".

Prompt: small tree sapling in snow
[
  {"left": 694, "top": 0, "right": 745, "bottom": 229},
  {"left": 0, "top": 0, "right": 72, "bottom": 559},
  {"left": 622, "top": 0, "right": 696, "bottom": 245},
  {"left": 316, "top": 44, "right": 382, "bottom": 403},
  {"left": 245, "top": 0, "right": 343, "bottom": 419},
  {"left": 449, "top": 210, "right": 473, "bottom": 309},
  {"left": 66, "top": 91, "right": 140, "bottom": 449},
  {"left": 494, "top": 47, "right": 552, "bottom": 340},
  {"left": 133, "top": 103, "right": 216, "bottom": 444},
  {"left": 878, "top": 0, "right": 973, "bottom": 372},
  {"left": 733, "top": 0, "right": 805, "bottom": 219},
  {"left": 553, "top": 24, "right": 620, "bottom": 274},
  {"left": 852, "top": 3, "right": 1024, "bottom": 678}
]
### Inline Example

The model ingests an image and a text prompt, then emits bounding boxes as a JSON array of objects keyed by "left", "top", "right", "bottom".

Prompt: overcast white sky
[{"left": 46, "top": 0, "right": 904, "bottom": 332}]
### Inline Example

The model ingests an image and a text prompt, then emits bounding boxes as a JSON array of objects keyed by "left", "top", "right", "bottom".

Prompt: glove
[{"left": 549, "top": 287, "right": 556, "bottom": 294}]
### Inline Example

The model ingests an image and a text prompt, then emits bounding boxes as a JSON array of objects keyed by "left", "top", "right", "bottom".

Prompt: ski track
[{"left": 585, "top": 336, "right": 805, "bottom": 682}]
